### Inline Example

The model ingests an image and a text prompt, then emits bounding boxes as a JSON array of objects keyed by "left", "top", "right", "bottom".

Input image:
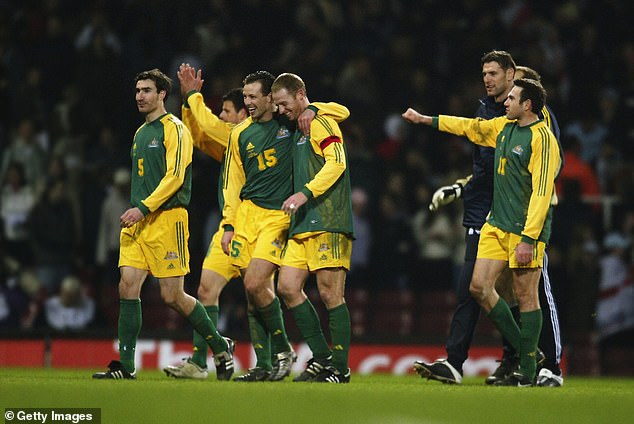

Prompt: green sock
[
  {"left": 328, "top": 303, "right": 351, "bottom": 374},
  {"left": 191, "top": 305, "right": 218, "bottom": 368},
  {"left": 290, "top": 299, "right": 331, "bottom": 359},
  {"left": 248, "top": 309, "right": 272, "bottom": 370},
  {"left": 501, "top": 304, "right": 521, "bottom": 357},
  {"left": 487, "top": 298, "right": 521, "bottom": 352},
  {"left": 187, "top": 301, "right": 228, "bottom": 355},
  {"left": 118, "top": 299, "right": 142, "bottom": 373},
  {"left": 519, "top": 310, "right": 542, "bottom": 379},
  {"left": 258, "top": 297, "right": 291, "bottom": 354}
]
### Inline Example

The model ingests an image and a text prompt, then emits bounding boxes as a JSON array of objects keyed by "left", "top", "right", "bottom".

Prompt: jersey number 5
[{"left": 137, "top": 158, "right": 144, "bottom": 176}]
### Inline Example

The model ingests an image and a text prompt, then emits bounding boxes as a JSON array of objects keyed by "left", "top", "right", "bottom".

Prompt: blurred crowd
[{"left": 1, "top": 0, "right": 633, "bottom": 364}]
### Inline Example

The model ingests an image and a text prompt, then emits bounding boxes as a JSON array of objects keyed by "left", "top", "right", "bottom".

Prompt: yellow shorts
[
  {"left": 202, "top": 224, "right": 241, "bottom": 280},
  {"left": 477, "top": 222, "right": 545, "bottom": 268},
  {"left": 230, "top": 199, "right": 290, "bottom": 269},
  {"left": 119, "top": 207, "right": 190, "bottom": 278},
  {"left": 282, "top": 232, "right": 352, "bottom": 271}
]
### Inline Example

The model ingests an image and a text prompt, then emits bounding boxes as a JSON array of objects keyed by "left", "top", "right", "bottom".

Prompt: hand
[
  {"left": 298, "top": 108, "right": 316, "bottom": 135},
  {"left": 402, "top": 108, "right": 430, "bottom": 125},
  {"left": 221, "top": 230, "right": 234, "bottom": 256},
  {"left": 514, "top": 241, "right": 534, "bottom": 266},
  {"left": 120, "top": 207, "right": 144, "bottom": 228},
  {"left": 429, "top": 183, "right": 463, "bottom": 211},
  {"left": 281, "top": 192, "right": 309, "bottom": 215},
  {"left": 177, "top": 63, "right": 203, "bottom": 99}
]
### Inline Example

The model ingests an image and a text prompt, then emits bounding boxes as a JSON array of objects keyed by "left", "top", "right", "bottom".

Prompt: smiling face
[
  {"left": 482, "top": 61, "right": 514, "bottom": 102},
  {"left": 243, "top": 81, "right": 273, "bottom": 122},
  {"left": 272, "top": 88, "right": 302, "bottom": 121}
]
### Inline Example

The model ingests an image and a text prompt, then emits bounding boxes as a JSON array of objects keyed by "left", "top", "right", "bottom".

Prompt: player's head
[
  {"left": 504, "top": 78, "right": 546, "bottom": 120},
  {"left": 515, "top": 65, "right": 541, "bottom": 81},
  {"left": 134, "top": 68, "right": 172, "bottom": 115},
  {"left": 481, "top": 50, "right": 516, "bottom": 102},
  {"left": 242, "top": 70, "right": 276, "bottom": 122},
  {"left": 271, "top": 73, "right": 308, "bottom": 122},
  {"left": 220, "top": 87, "right": 248, "bottom": 124}
]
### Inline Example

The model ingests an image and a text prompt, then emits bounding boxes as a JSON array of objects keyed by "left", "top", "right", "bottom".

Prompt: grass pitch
[{"left": 1, "top": 368, "right": 633, "bottom": 424}]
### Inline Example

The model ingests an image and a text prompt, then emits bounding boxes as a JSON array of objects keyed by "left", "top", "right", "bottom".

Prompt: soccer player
[
  {"left": 163, "top": 64, "right": 247, "bottom": 379},
  {"left": 272, "top": 73, "right": 353, "bottom": 383},
  {"left": 403, "top": 77, "right": 562, "bottom": 386},
  {"left": 92, "top": 68, "right": 234, "bottom": 380},
  {"left": 416, "top": 55, "right": 564, "bottom": 387},
  {"left": 222, "top": 71, "right": 350, "bottom": 381}
]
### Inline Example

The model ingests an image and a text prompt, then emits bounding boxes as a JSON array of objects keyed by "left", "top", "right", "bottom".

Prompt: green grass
[{"left": 1, "top": 368, "right": 633, "bottom": 424}]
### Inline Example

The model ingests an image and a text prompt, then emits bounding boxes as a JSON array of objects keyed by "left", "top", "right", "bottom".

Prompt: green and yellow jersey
[
  {"left": 181, "top": 90, "right": 238, "bottom": 222},
  {"left": 434, "top": 115, "right": 561, "bottom": 244},
  {"left": 130, "top": 113, "right": 193, "bottom": 216},
  {"left": 292, "top": 114, "right": 354, "bottom": 238},
  {"left": 222, "top": 103, "right": 350, "bottom": 230}
]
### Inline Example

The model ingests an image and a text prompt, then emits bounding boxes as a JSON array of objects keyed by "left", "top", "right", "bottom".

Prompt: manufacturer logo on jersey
[
  {"left": 512, "top": 145, "right": 524, "bottom": 155},
  {"left": 320, "top": 254, "right": 328, "bottom": 261},
  {"left": 318, "top": 243, "right": 330, "bottom": 252},
  {"left": 297, "top": 134, "right": 309, "bottom": 145},
  {"left": 310, "top": 219, "right": 318, "bottom": 224},
  {"left": 167, "top": 263, "right": 175, "bottom": 269},
  {"left": 164, "top": 251, "right": 179, "bottom": 260},
  {"left": 276, "top": 127, "right": 290, "bottom": 139},
  {"left": 271, "top": 238, "right": 284, "bottom": 249},
  {"left": 149, "top": 137, "right": 160, "bottom": 148},
  {"left": 246, "top": 142, "right": 255, "bottom": 150}
]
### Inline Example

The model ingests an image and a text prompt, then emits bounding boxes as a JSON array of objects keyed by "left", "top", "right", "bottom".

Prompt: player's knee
[
  {"left": 319, "top": 289, "right": 343, "bottom": 309},
  {"left": 469, "top": 278, "right": 487, "bottom": 303}
]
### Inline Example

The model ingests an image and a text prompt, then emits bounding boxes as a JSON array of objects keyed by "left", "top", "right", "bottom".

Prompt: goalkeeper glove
[{"left": 428, "top": 176, "right": 471, "bottom": 211}]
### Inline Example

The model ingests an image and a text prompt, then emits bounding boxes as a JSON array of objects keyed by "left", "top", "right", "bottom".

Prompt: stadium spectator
[
  {"left": 1, "top": 162, "right": 36, "bottom": 266},
  {"left": 44, "top": 275, "right": 96, "bottom": 331}
]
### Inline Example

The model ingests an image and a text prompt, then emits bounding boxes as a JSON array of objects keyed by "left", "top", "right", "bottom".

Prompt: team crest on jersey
[
  {"left": 149, "top": 137, "right": 160, "bottom": 148},
  {"left": 164, "top": 251, "right": 179, "bottom": 260},
  {"left": 297, "top": 134, "right": 309, "bottom": 145},
  {"left": 512, "top": 145, "right": 524, "bottom": 155},
  {"left": 318, "top": 243, "right": 330, "bottom": 252},
  {"left": 271, "top": 238, "right": 284, "bottom": 249},
  {"left": 276, "top": 127, "right": 290, "bottom": 139}
]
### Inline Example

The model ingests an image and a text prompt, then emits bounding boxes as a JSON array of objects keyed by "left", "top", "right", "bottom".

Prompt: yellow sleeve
[
  {"left": 304, "top": 116, "right": 346, "bottom": 198},
  {"left": 311, "top": 102, "right": 350, "bottom": 123},
  {"left": 438, "top": 115, "right": 509, "bottom": 147},
  {"left": 221, "top": 121, "right": 248, "bottom": 229},
  {"left": 522, "top": 126, "right": 561, "bottom": 241},
  {"left": 182, "top": 91, "right": 231, "bottom": 163},
  {"left": 141, "top": 117, "right": 193, "bottom": 213}
]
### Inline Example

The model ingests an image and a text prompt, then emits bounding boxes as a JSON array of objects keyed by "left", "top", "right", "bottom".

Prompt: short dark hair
[
  {"left": 514, "top": 78, "right": 546, "bottom": 114},
  {"left": 134, "top": 68, "right": 172, "bottom": 101},
  {"left": 516, "top": 65, "right": 541, "bottom": 81},
  {"left": 222, "top": 87, "right": 247, "bottom": 114},
  {"left": 481, "top": 50, "right": 517, "bottom": 72},
  {"left": 271, "top": 73, "right": 307, "bottom": 97},
  {"left": 242, "top": 71, "right": 276, "bottom": 95}
]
